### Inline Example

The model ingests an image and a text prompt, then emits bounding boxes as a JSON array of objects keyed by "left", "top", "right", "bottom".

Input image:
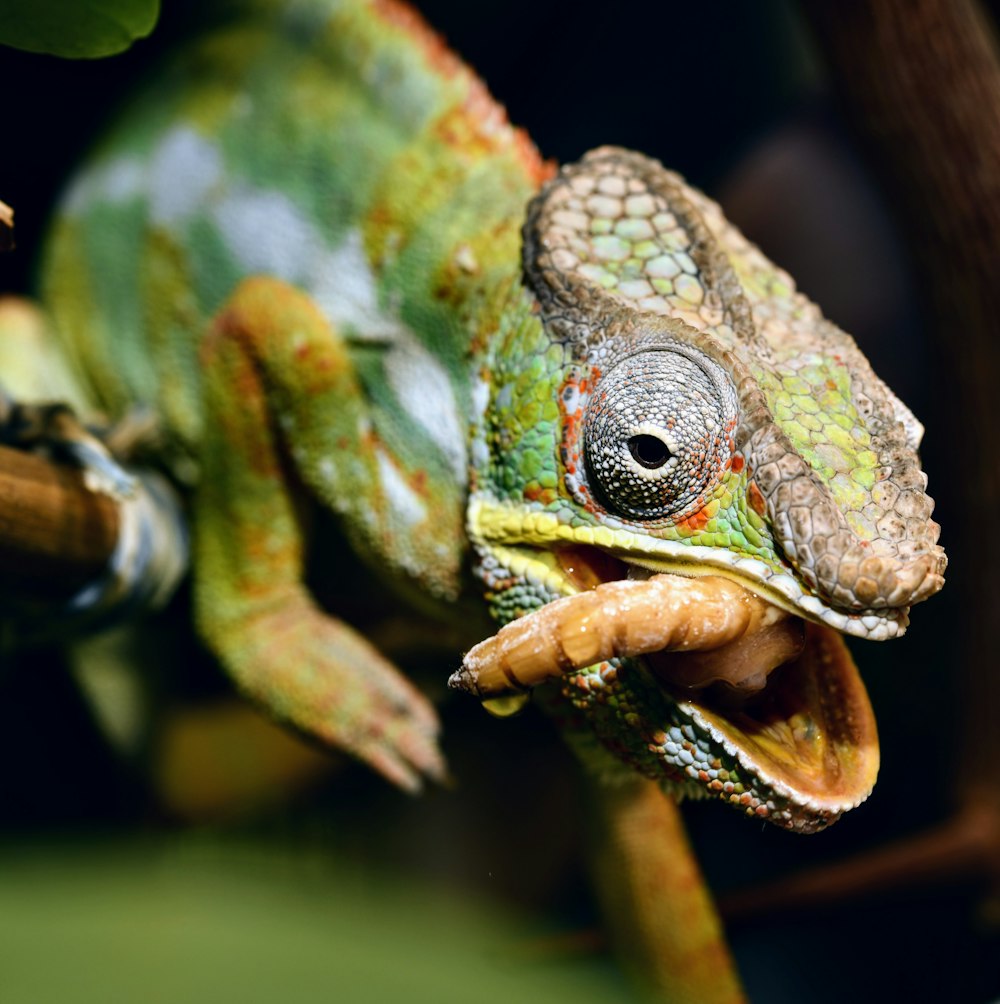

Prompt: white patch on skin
[
  {"left": 212, "top": 187, "right": 318, "bottom": 279},
  {"left": 149, "top": 127, "right": 224, "bottom": 225},
  {"left": 101, "top": 159, "right": 146, "bottom": 203},
  {"left": 212, "top": 192, "right": 402, "bottom": 339},
  {"left": 384, "top": 338, "right": 467, "bottom": 480},
  {"left": 62, "top": 156, "right": 145, "bottom": 214},
  {"left": 376, "top": 449, "right": 427, "bottom": 527},
  {"left": 470, "top": 373, "right": 491, "bottom": 420},
  {"left": 193, "top": 177, "right": 468, "bottom": 478},
  {"left": 64, "top": 127, "right": 223, "bottom": 223},
  {"left": 468, "top": 374, "right": 492, "bottom": 470},
  {"left": 310, "top": 229, "right": 404, "bottom": 339}
]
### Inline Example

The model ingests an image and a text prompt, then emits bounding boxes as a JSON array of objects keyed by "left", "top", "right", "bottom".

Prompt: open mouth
[
  {"left": 453, "top": 544, "right": 880, "bottom": 832},
  {"left": 657, "top": 621, "right": 878, "bottom": 818}
]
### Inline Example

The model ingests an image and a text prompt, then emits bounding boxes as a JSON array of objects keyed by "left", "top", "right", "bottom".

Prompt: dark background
[{"left": 0, "top": 2, "right": 991, "bottom": 1001}]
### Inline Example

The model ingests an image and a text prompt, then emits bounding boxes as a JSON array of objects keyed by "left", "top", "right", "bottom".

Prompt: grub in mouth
[
  {"left": 646, "top": 605, "right": 806, "bottom": 696},
  {"left": 450, "top": 571, "right": 780, "bottom": 699}
]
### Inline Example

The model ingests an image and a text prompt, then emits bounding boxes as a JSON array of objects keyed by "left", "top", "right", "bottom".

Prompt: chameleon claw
[
  {"left": 77, "top": 444, "right": 138, "bottom": 500},
  {"left": 365, "top": 726, "right": 448, "bottom": 794},
  {"left": 0, "top": 393, "right": 137, "bottom": 500}
]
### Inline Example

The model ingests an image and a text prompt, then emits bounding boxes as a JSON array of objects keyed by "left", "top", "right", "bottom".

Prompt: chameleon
[{"left": 8, "top": 0, "right": 944, "bottom": 994}]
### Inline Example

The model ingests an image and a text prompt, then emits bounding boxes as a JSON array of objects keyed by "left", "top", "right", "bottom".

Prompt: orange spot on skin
[
  {"left": 557, "top": 368, "right": 603, "bottom": 513},
  {"left": 748, "top": 481, "right": 767, "bottom": 518},
  {"left": 524, "top": 483, "right": 555, "bottom": 504},
  {"left": 676, "top": 507, "right": 710, "bottom": 532},
  {"left": 730, "top": 454, "right": 745, "bottom": 474}
]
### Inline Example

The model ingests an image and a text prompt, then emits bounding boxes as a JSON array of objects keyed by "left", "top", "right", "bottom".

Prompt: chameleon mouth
[
  {"left": 467, "top": 497, "right": 910, "bottom": 640},
  {"left": 658, "top": 621, "right": 879, "bottom": 818},
  {"left": 560, "top": 546, "right": 880, "bottom": 820},
  {"left": 454, "top": 544, "right": 879, "bottom": 827}
]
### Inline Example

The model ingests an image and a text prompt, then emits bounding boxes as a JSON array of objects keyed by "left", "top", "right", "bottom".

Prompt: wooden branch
[
  {"left": 0, "top": 442, "right": 119, "bottom": 597},
  {"left": 587, "top": 780, "right": 746, "bottom": 1003},
  {"left": 721, "top": 802, "right": 1000, "bottom": 922}
]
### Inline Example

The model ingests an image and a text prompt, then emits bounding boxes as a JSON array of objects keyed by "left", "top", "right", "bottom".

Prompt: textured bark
[
  {"left": 0, "top": 443, "right": 119, "bottom": 596},
  {"left": 722, "top": 801, "right": 1000, "bottom": 920}
]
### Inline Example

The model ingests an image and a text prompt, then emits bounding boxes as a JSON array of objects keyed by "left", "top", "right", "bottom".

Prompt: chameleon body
[{"left": 35, "top": 0, "right": 943, "bottom": 830}]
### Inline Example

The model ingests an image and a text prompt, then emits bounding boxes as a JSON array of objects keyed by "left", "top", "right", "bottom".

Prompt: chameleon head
[{"left": 465, "top": 148, "right": 945, "bottom": 832}]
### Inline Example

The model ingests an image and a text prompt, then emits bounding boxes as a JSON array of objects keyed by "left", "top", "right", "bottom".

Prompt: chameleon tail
[{"left": 587, "top": 778, "right": 746, "bottom": 1003}]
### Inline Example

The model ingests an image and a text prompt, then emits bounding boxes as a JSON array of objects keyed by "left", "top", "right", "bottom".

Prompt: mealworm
[{"left": 450, "top": 573, "right": 777, "bottom": 698}]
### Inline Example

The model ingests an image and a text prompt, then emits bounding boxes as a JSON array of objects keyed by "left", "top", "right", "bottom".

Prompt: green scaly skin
[{"left": 26, "top": 0, "right": 943, "bottom": 947}]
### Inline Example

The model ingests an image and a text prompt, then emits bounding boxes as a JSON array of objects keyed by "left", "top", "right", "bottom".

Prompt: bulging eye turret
[{"left": 583, "top": 345, "right": 737, "bottom": 521}]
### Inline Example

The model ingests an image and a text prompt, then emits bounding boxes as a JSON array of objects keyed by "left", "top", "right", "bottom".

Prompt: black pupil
[{"left": 628, "top": 434, "right": 671, "bottom": 469}]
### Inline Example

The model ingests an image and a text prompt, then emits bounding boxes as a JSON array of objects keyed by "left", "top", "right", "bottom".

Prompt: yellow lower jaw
[
  {"left": 681, "top": 622, "right": 880, "bottom": 814},
  {"left": 477, "top": 540, "right": 579, "bottom": 598}
]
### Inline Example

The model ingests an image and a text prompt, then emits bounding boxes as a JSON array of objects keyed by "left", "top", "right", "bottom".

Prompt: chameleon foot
[
  {"left": 0, "top": 389, "right": 188, "bottom": 627},
  {"left": 203, "top": 593, "right": 447, "bottom": 794},
  {"left": 0, "top": 392, "right": 136, "bottom": 499}
]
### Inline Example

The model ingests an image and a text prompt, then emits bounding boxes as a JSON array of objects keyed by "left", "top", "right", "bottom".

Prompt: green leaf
[{"left": 0, "top": 0, "right": 161, "bottom": 59}]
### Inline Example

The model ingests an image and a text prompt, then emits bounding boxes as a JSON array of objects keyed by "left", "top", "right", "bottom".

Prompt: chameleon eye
[{"left": 583, "top": 346, "right": 736, "bottom": 521}]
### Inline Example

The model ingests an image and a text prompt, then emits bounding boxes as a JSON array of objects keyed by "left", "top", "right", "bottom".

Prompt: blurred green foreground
[{"left": 0, "top": 838, "right": 630, "bottom": 1004}]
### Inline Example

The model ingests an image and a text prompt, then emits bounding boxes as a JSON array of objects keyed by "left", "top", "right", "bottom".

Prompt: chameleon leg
[
  {"left": 194, "top": 277, "right": 447, "bottom": 793},
  {"left": 587, "top": 778, "right": 746, "bottom": 1003}
]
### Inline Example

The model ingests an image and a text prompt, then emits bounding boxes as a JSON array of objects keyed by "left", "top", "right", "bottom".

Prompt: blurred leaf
[
  {"left": 0, "top": 0, "right": 160, "bottom": 58},
  {"left": 0, "top": 838, "right": 636, "bottom": 1003}
]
